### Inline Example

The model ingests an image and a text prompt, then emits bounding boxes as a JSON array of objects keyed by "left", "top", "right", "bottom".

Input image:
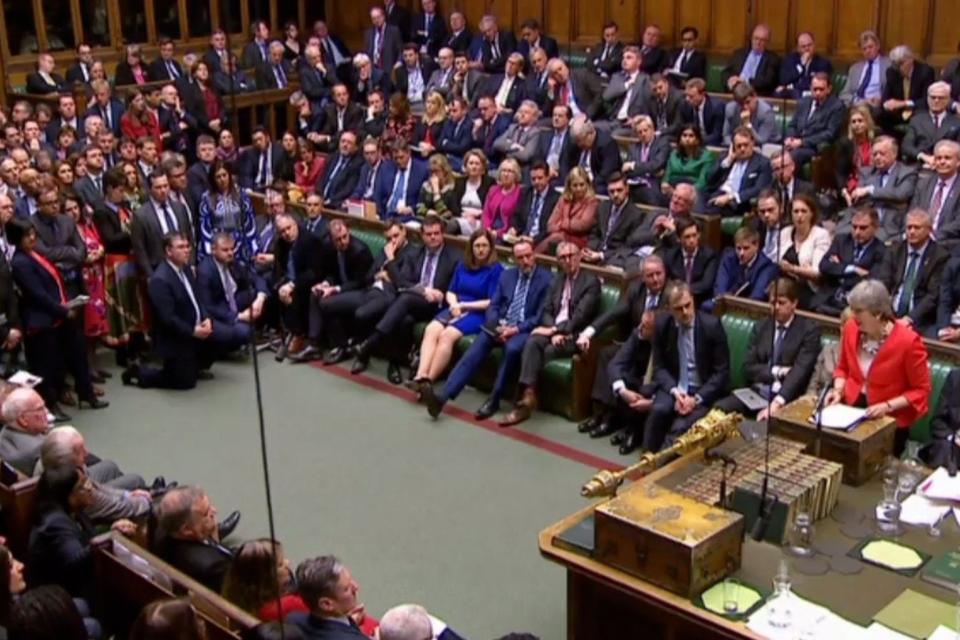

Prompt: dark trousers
[
  {"left": 279, "top": 284, "right": 312, "bottom": 335},
  {"left": 643, "top": 389, "right": 710, "bottom": 452},
  {"left": 440, "top": 330, "right": 530, "bottom": 403},
  {"left": 307, "top": 288, "right": 394, "bottom": 346},
  {"left": 518, "top": 333, "right": 577, "bottom": 390},
  {"left": 137, "top": 341, "right": 213, "bottom": 390},
  {"left": 713, "top": 394, "right": 757, "bottom": 416},
  {"left": 209, "top": 320, "right": 252, "bottom": 351},
  {"left": 375, "top": 291, "right": 439, "bottom": 335},
  {"left": 24, "top": 318, "right": 94, "bottom": 405},
  {"left": 590, "top": 343, "right": 620, "bottom": 407}
]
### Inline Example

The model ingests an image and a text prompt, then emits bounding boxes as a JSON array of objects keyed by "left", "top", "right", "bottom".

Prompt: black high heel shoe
[{"left": 78, "top": 398, "right": 110, "bottom": 409}]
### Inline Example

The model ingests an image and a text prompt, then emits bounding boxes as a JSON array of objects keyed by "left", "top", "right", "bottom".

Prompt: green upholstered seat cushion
[
  {"left": 910, "top": 360, "right": 952, "bottom": 444},
  {"left": 722, "top": 217, "right": 744, "bottom": 237},
  {"left": 706, "top": 63, "right": 726, "bottom": 93},
  {"left": 720, "top": 314, "right": 757, "bottom": 390},
  {"left": 353, "top": 229, "right": 386, "bottom": 255}
]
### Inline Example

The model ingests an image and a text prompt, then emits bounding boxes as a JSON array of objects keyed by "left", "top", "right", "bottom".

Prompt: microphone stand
[
  {"left": 811, "top": 383, "right": 831, "bottom": 458},
  {"left": 949, "top": 431, "right": 958, "bottom": 477}
]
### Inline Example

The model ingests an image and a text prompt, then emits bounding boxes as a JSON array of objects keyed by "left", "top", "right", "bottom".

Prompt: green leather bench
[
  {"left": 720, "top": 312, "right": 950, "bottom": 444},
  {"left": 706, "top": 62, "right": 726, "bottom": 94}
]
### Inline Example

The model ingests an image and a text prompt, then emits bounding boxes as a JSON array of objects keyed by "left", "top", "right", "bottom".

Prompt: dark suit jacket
[
  {"left": 679, "top": 95, "right": 725, "bottom": 145},
  {"left": 924, "top": 369, "right": 960, "bottom": 468},
  {"left": 937, "top": 256, "right": 960, "bottom": 332},
  {"left": 238, "top": 143, "right": 293, "bottom": 190},
  {"left": 241, "top": 40, "right": 270, "bottom": 69},
  {"left": 514, "top": 185, "right": 561, "bottom": 245},
  {"left": 778, "top": 52, "right": 833, "bottom": 96},
  {"left": 545, "top": 69, "right": 604, "bottom": 120},
  {"left": 818, "top": 235, "right": 885, "bottom": 297},
  {"left": 85, "top": 100, "right": 125, "bottom": 136},
  {"left": 159, "top": 537, "right": 233, "bottom": 593},
  {"left": 535, "top": 128, "right": 572, "bottom": 170},
  {"left": 130, "top": 200, "right": 193, "bottom": 276},
  {"left": 704, "top": 153, "right": 774, "bottom": 213},
  {"left": 481, "top": 73, "right": 525, "bottom": 112},
  {"left": 651, "top": 311, "right": 729, "bottom": 405},
  {"left": 213, "top": 70, "right": 255, "bottom": 94},
  {"left": 181, "top": 82, "right": 226, "bottom": 134},
  {"left": 910, "top": 173, "right": 960, "bottom": 248},
  {"left": 66, "top": 63, "right": 92, "bottom": 85},
  {"left": 413, "top": 12, "right": 447, "bottom": 57},
  {"left": 709, "top": 250, "right": 778, "bottom": 306},
  {"left": 663, "top": 245, "right": 719, "bottom": 304},
  {"left": 288, "top": 613, "right": 370, "bottom": 640},
  {"left": 317, "top": 152, "right": 364, "bottom": 209},
  {"left": 384, "top": 1, "right": 412, "bottom": 40},
  {"left": 666, "top": 48, "right": 707, "bottom": 82},
  {"left": 591, "top": 278, "right": 667, "bottom": 340},
  {"left": 743, "top": 315, "right": 821, "bottom": 403},
  {"left": 480, "top": 31, "right": 518, "bottom": 74},
  {"left": 319, "top": 103, "right": 364, "bottom": 139},
  {"left": 10, "top": 250, "right": 69, "bottom": 331},
  {"left": 445, "top": 29, "right": 473, "bottom": 54},
  {"left": 603, "top": 72, "right": 651, "bottom": 121},
  {"left": 485, "top": 265, "right": 552, "bottom": 333},
  {"left": 518, "top": 36, "right": 559, "bottom": 63},
  {"left": 722, "top": 48, "right": 781, "bottom": 96},
  {"left": 540, "top": 270, "right": 601, "bottom": 335},
  {"left": 148, "top": 57, "right": 184, "bottom": 82},
  {"left": 374, "top": 160, "right": 430, "bottom": 219},
  {"left": 608, "top": 328, "right": 654, "bottom": 390},
  {"left": 31, "top": 214, "right": 86, "bottom": 276},
  {"left": 876, "top": 240, "right": 949, "bottom": 330},
  {"left": 255, "top": 60, "right": 295, "bottom": 90},
  {"left": 274, "top": 228, "right": 325, "bottom": 292},
  {"left": 93, "top": 203, "right": 133, "bottom": 254},
  {"left": 624, "top": 135, "right": 671, "bottom": 185},
  {"left": 883, "top": 62, "right": 936, "bottom": 105},
  {"left": 588, "top": 200, "right": 645, "bottom": 265},
  {"left": 299, "top": 63, "right": 335, "bottom": 103},
  {"left": 640, "top": 46, "right": 669, "bottom": 74},
  {"left": 147, "top": 260, "right": 208, "bottom": 359},
  {"left": 319, "top": 237, "right": 375, "bottom": 291},
  {"left": 26, "top": 72, "right": 66, "bottom": 94},
  {"left": 902, "top": 111, "right": 960, "bottom": 160},
  {"left": 196, "top": 257, "right": 268, "bottom": 325},
  {"left": 394, "top": 61, "right": 438, "bottom": 99},
  {"left": 590, "top": 41, "right": 624, "bottom": 78},
  {"left": 436, "top": 117, "right": 473, "bottom": 158},
  {"left": 114, "top": 62, "right": 150, "bottom": 87},
  {"left": 473, "top": 114, "right": 511, "bottom": 159},
  {"left": 0, "top": 252, "right": 21, "bottom": 340},
  {"left": 203, "top": 47, "right": 229, "bottom": 73},
  {"left": 364, "top": 25, "right": 404, "bottom": 73},
  {"left": 563, "top": 132, "right": 620, "bottom": 190},
  {"left": 387, "top": 242, "right": 460, "bottom": 295},
  {"left": 786, "top": 95, "right": 845, "bottom": 150},
  {"left": 26, "top": 506, "right": 94, "bottom": 597}
]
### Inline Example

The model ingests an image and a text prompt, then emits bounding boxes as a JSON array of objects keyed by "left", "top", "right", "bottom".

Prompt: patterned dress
[
  {"left": 77, "top": 218, "right": 108, "bottom": 337},
  {"left": 102, "top": 205, "right": 147, "bottom": 339}
]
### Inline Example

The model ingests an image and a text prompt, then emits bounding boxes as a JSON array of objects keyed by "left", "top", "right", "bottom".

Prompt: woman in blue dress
[
  {"left": 197, "top": 159, "right": 257, "bottom": 264},
  {"left": 408, "top": 228, "right": 502, "bottom": 390}
]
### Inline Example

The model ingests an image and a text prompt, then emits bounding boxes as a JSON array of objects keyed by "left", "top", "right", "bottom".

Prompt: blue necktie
[
  {"left": 323, "top": 157, "right": 344, "bottom": 198},
  {"left": 772, "top": 324, "right": 786, "bottom": 366},
  {"left": 856, "top": 59, "right": 874, "bottom": 99},
  {"left": 528, "top": 192, "right": 543, "bottom": 236},
  {"left": 505, "top": 274, "right": 530, "bottom": 325},
  {"left": 678, "top": 326, "right": 691, "bottom": 393},
  {"left": 388, "top": 169, "right": 407, "bottom": 214},
  {"left": 274, "top": 64, "right": 287, "bottom": 88}
]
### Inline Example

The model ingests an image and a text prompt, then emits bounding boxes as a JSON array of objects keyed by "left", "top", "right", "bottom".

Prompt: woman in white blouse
[{"left": 777, "top": 193, "right": 831, "bottom": 308}]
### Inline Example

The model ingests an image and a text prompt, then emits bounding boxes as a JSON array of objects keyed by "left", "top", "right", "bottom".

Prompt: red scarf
[{"left": 29, "top": 251, "right": 67, "bottom": 304}]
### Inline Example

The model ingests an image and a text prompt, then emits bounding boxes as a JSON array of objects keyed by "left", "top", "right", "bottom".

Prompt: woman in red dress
[
  {"left": 120, "top": 89, "right": 162, "bottom": 149},
  {"left": 294, "top": 140, "right": 326, "bottom": 194}
]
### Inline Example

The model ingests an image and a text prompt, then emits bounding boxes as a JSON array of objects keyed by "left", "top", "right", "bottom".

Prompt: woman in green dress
[{"left": 662, "top": 124, "right": 717, "bottom": 201}]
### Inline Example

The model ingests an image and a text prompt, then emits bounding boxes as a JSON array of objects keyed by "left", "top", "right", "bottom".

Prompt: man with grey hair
[
  {"left": 289, "top": 555, "right": 368, "bottom": 639},
  {"left": 545, "top": 58, "right": 604, "bottom": 120},
  {"left": 882, "top": 45, "right": 935, "bottom": 127},
  {"left": 300, "top": 44, "right": 335, "bottom": 108},
  {"left": 156, "top": 485, "right": 238, "bottom": 592},
  {"left": 484, "top": 52, "right": 525, "bottom": 114},
  {"left": 910, "top": 139, "right": 960, "bottom": 250},
  {"left": 838, "top": 135, "right": 917, "bottom": 240},
  {"left": 257, "top": 41, "right": 293, "bottom": 90},
  {"left": 379, "top": 604, "right": 467, "bottom": 640},
  {"left": 722, "top": 23, "right": 779, "bottom": 95},
  {"left": 492, "top": 100, "right": 541, "bottom": 166},
  {"left": 425, "top": 47, "right": 455, "bottom": 98},
  {"left": 566, "top": 117, "right": 620, "bottom": 193},
  {"left": 840, "top": 30, "right": 890, "bottom": 106},
  {"left": 903, "top": 81, "right": 960, "bottom": 168},
  {"left": 364, "top": 7, "right": 403, "bottom": 72}
]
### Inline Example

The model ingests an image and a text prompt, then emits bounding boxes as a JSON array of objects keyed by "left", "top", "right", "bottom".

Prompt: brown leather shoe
[
  {"left": 498, "top": 404, "right": 532, "bottom": 427},
  {"left": 287, "top": 335, "right": 307, "bottom": 356},
  {"left": 520, "top": 388, "right": 538, "bottom": 410}
]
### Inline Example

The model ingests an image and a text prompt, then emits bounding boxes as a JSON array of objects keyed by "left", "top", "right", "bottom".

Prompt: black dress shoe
[
  {"left": 121, "top": 367, "right": 138, "bottom": 386},
  {"left": 289, "top": 345, "right": 321, "bottom": 363},
  {"left": 423, "top": 385, "right": 444, "bottom": 419},
  {"left": 217, "top": 510, "right": 241, "bottom": 539},
  {"left": 78, "top": 398, "right": 110, "bottom": 410},
  {"left": 618, "top": 432, "right": 641, "bottom": 455},
  {"left": 274, "top": 339, "right": 289, "bottom": 362},
  {"left": 350, "top": 356, "right": 369, "bottom": 375},
  {"left": 386, "top": 362, "right": 403, "bottom": 384},
  {"left": 610, "top": 431, "right": 627, "bottom": 446},
  {"left": 578, "top": 415, "right": 602, "bottom": 433},
  {"left": 323, "top": 346, "right": 351, "bottom": 365},
  {"left": 197, "top": 370, "right": 215, "bottom": 381},
  {"left": 589, "top": 421, "right": 619, "bottom": 439},
  {"left": 474, "top": 397, "right": 499, "bottom": 420}
]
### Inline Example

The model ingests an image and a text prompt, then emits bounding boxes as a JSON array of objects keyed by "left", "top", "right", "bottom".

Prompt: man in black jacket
[
  {"left": 317, "top": 131, "right": 364, "bottom": 210},
  {"left": 288, "top": 556, "right": 369, "bottom": 640},
  {"left": 582, "top": 173, "right": 646, "bottom": 270},
  {"left": 500, "top": 243, "right": 600, "bottom": 426},
  {"left": 509, "top": 162, "right": 560, "bottom": 247},
  {"left": 274, "top": 214, "right": 326, "bottom": 360},
  {"left": 156, "top": 486, "right": 235, "bottom": 593},
  {"left": 663, "top": 218, "right": 718, "bottom": 306}
]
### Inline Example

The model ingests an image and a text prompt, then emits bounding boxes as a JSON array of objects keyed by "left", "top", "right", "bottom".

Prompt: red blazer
[
  {"left": 120, "top": 111, "right": 162, "bottom": 149},
  {"left": 834, "top": 319, "right": 931, "bottom": 428}
]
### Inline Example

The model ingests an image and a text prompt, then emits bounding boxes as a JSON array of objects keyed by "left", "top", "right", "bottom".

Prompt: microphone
[
  {"left": 750, "top": 489, "right": 780, "bottom": 542},
  {"left": 949, "top": 431, "right": 958, "bottom": 478},
  {"left": 706, "top": 448, "right": 738, "bottom": 506},
  {"left": 811, "top": 380, "right": 832, "bottom": 458}
]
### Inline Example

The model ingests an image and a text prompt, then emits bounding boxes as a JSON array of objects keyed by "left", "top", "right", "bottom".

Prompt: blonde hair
[
  {"left": 562, "top": 166, "right": 596, "bottom": 201},
  {"left": 846, "top": 103, "right": 876, "bottom": 141},
  {"left": 497, "top": 158, "right": 521, "bottom": 186}
]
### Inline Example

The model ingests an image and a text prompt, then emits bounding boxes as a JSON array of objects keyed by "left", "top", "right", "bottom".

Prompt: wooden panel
[
  {"left": 834, "top": 0, "right": 880, "bottom": 59},
  {"left": 572, "top": 0, "right": 603, "bottom": 44},
  {"left": 676, "top": 0, "right": 712, "bottom": 50},
  {"left": 485, "top": 0, "right": 513, "bottom": 27},
  {"left": 929, "top": 0, "right": 960, "bottom": 65},
  {"left": 881, "top": 0, "right": 930, "bottom": 56},
  {"left": 544, "top": 0, "right": 571, "bottom": 45},
  {"left": 709, "top": 0, "right": 748, "bottom": 53},
  {"left": 514, "top": 0, "right": 543, "bottom": 29},
  {"left": 640, "top": 0, "right": 674, "bottom": 46},
  {"left": 794, "top": 0, "right": 835, "bottom": 54},
  {"left": 459, "top": 0, "right": 489, "bottom": 32},
  {"left": 753, "top": 0, "right": 790, "bottom": 52},
  {"left": 606, "top": 0, "right": 639, "bottom": 43}
]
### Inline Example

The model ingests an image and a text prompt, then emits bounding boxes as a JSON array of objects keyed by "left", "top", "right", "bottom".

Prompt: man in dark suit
[
  {"left": 544, "top": 59, "right": 604, "bottom": 121},
  {"left": 784, "top": 73, "right": 845, "bottom": 167},
  {"left": 677, "top": 78, "right": 723, "bottom": 145},
  {"left": 256, "top": 42, "right": 295, "bottom": 91},
  {"left": 85, "top": 80, "right": 125, "bottom": 137},
  {"left": 710, "top": 222, "right": 780, "bottom": 310},
  {"left": 445, "top": 11, "right": 472, "bottom": 53},
  {"left": 394, "top": 44, "right": 437, "bottom": 109},
  {"left": 663, "top": 217, "right": 719, "bottom": 306},
  {"left": 73, "top": 145, "right": 108, "bottom": 212},
  {"left": 238, "top": 127, "right": 292, "bottom": 191},
  {"left": 935, "top": 255, "right": 960, "bottom": 341},
  {"left": 664, "top": 26, "right": 707, "bottom": 87},
  {"left": 601, "top": 46, "right": 651, "bottom": 132},
  {"left": 909, "top": 140, "right": 960, "bottom": 251},
  {"left": 423, "top": 240, "right": 550, "bottom": 420},
  {"left": 130, "top": 172, "right": 193, "bottom": 278},
  {"left": 815, "top": 208, "right": 886, "bottom": 316},
  {"left": 770, "top": 151, "right": 816, "bottom": 208},
  {"left": 273, "top": 213, "right": 325, "bottom": 359},
  {"left": 921, "top": 369, "right": 960, "bottom": 468},
  {"left": 299, "top": 46, "right": 336, "bottom": 107},
  {"left": 203, "top": 29, "right": 231, "bottom": 73},
  {"left": 902, "top": 82, "right": 960, "bottom": 166},
  {"left": 623, "top": 115, "right": 671, "bottom": 204},
  {"left": 318, "top": 131, "right": 364, "bottom": 209},
  {"left": 501, "top": 243, "right": 601, "bottom": 426},
  {"left": 241, "top": 21, "right": 271, "bottom": 69},
  {"left": 722, "top": 24, "right": 781, "bottom": 96},
  {"left": 197, "top": 233, "right": 268, "bottom": 353},
  {"left": 589, "top": 22, "right": 624, "bottom": 79},
  {"left": 450, "top": 52, "right": 484, "bottom": 108},
  {"left": 213, "top": 54, "right": 256, "bottom": 94},
  {"left": 123, "top": 233, "right": 212, "bottom": 389},
  {"left": 518, "top": 19, "right": 559, "bottom": 63},
  {"left": 876, "top": 209, "right": 949, "bottom": 334},
  {"left": 148, "top": 38, "right": 184, "bottom": 82},
  {"left": 186, "top": 136, "right": 217, "bottom": 211},
  {"left": 351, "top": 138, "right": 385, "bottom": 201},
  {"left": 882, "top": 46, "right": 937, "bottom": 129},
  {"left": 565, "top": 119, "right": 620, "bottom": 194},
  {"left": 413, "top": 0, "right": 447, "bottom": 58},
  {"left": 715, "top": 278, "right": 822, "bottom": 419},
  {"left": 25, "top": 54, "right": 66, "bottom": 94},
  {"left": 583, "top": 173, "right": 646, "bottom": 270},
  {"left": 30, "top": 186, "right": 86, "bottom": 298},
  {"left": 156, "top": 487, "right": 234, "bottom": 593},
  {"left": 477, "top": 16, "right": 517, "bottom": 74},
  {"left": 472, "top": 96, "right": 511, "bottom": 160},
  {"left": 535, "top": 105, "right": 573, "bottom": 180},
  {"left": 510, "top": 162, "right": 559, "bottom": 247},
  {"left": 600, "top": 311, "right": 659, "bottom": 454},
  {"left": 352, "top": 216, "right": 459, "bottom": 380},
  {"left": 44, "top": 95, "right": 81, "bottom": 146},
  {"left": 288, "top": 556, "right": 369, "bottom": 640},
  {"left": 482, "top": 53, "right": 525, "bottom": 114},
  {"left": 375, "top": 142, "right": 430, "bottom": 221},
  {"left": 383, "top": 0, "right": 412, "bottom": 41},
  {"left": 638, "top": 24, "right": 669, "bottom": 75},
  {"left": 776, "top": 32, "right": 833, "bottom": 98},
  {"left": 364, "top": 7, "right": 404, "bottom": 73},
  {"left": 704, "top": 127, "right": 774, "bottom": 216},
  {"left": 434, "top": 97, "right": 473, "bottom": 168},
  {"left": 314, "top": 84, "right": 364, "bottom": 153},
  {"left": 838, "top": 136, "right": 916, "bottom": 240},
  {"left": 644, "top": 282, "right": 729, "bottom": 452},
  {"left": 65, "top": 42, "right": 95, "bottom": 85}
]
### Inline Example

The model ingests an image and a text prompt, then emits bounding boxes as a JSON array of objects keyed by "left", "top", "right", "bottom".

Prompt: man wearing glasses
[{"left": 903, "top": 82, "right": 960, "bottom": 170}]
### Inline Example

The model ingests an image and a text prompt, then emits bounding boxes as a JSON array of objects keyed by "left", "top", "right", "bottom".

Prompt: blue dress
[{"left": 434, "top": 262, "right": 504, "bottom": 335}]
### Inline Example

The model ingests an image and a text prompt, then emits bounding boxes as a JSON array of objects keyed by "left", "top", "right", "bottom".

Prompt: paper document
[
  {"left": 919, "top": 467, "right": 960, "bottom": 503},
  {"left": 811, "top": 404, "right": 865, "bottom": 429},
  {"left": 900, "top": 494, "right": 951, "bottom": 527},
  {"left": 864, "top": 623, "right": 916, "bottom": 640},
  {"left": 929, "top": 625, "right": 959, "bottom": 640},
  {"left": 7, "top": 370, "right": 41, "bottom": 387}
]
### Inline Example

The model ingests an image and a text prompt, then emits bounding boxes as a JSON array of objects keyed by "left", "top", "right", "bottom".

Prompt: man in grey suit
[
  {"left": 910, "top": 139, "right": 960, "bottom": 251},
  {"left": 723, "top": 82, "right": 780, "bottom": 145},
  {"left": 131, "top": 171, "right": 194, "bottom": 277},
  {"left": 839, "top": 30, "right": 890, "bottom": 107},
  {"left": 31, "top": 184, "right": 86, "bottom": 295},
  {"left": 492, "top": 101, "right": 542, "bottom": 167},
  {"left": 364, "top": 7, "right": 403, "bottom": 73},
  {"left": 74, "top": 145, "right": 107, "bottom": 211},
  {"left": 601, "top": 45, "right": 651, "bottom": 134},
  {"left": 450, "top": 51, "right": 484, "bottom": 108},
  {"left": 425, "top": 47, "right": 456, "bottom": 98},
  {"left": 902, "top": 82, "right": 960, "bottom": 167},
  {"left": 837, "top": 136, "right": 917, "bottom": 240}
]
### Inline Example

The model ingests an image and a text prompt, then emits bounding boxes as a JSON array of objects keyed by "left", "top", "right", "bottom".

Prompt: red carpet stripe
[{"left": 310, "top": 361, "right": 626, "bottom": 472}]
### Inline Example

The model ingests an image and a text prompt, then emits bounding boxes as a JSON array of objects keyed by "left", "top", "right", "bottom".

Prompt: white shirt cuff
[
  {"left": 581, "top": 326, "right": 597, "bottom": 340},
  {"left": 612, "top": 380, "right": 626, "bottom": 394}
]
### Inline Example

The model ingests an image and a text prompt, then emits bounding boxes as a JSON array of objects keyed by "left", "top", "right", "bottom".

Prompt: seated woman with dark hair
[
  {"left": 129, "top": 597, "right": 208, "bottom": 640},
  {"left": 7, "top": 585, "right": 90, "bottom": 640},
  {"left": 662, "top": 124, "right": 717, "bottom": 198},
  {"left": 244, "top": 622, "right": 305, "bottom": 640},
  {"left": 221, "top": 538, "right": 305, "bottom": 621}
]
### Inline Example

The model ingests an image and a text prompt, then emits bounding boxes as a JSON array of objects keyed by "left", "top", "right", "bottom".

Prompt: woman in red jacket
[
  {"left": 826, "top": 279, "right": 931, "bottom": 454},
  {"left": 119, "top": 89, "right": 161, "bottom": 149}
]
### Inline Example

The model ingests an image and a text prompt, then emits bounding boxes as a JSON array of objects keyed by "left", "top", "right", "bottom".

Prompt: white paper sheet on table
[
  {"left": 748, "top": 593, "right": 869, "bottom": 639},
  {"left": 864, "top": 622, "right": 920, "bottom": 640},
  {"left": 901, "top": 494, "right": 952, "bottom": 526},
  {"left": 814, "top": 404, "right": 866, "bottom": 429},
  {"left": 920, "top": 467, "right": 960, "bottom": 502},
  {"left": 928, "top": 625, "right": 958, "bottom": 640}
]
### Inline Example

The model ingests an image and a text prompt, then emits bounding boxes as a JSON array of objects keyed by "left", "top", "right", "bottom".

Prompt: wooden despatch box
[
  {"left": 594, "top": 481, "right": 745, "bottom": 598},
  {"left": 770, "top": 395, "right": 896, "bottom": 486}
]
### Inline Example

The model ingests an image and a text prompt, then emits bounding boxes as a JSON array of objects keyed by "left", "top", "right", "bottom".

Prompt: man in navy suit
[
  {"left": 423, "top": 240, "right": 551, "bottom": 420},
  {"left": 535, "top": 105, "right": 573, "bottom": 180},
  {"left": 444, "top": 11, "right": 472, "bottom": 54},
  {"left": 815, "top": 208, "right": 886, "bottom": 316},
  {"left": 679, "top": 78, "right": 724, "bottom": 146},
  {"left": 434, "top": 97, "right": 473, "bottom": 169},
  {"left": 375, "top": 142, "right": 429, "bottom": 221},
  {"left": 85, "top": 80, "right": 125, "bottom": 137},
  {"left": 564, "top": 119, "right": 620, "bottom": 194},
  {"left": 664, "top": 26, "right": 707, "bottom": 87},
  {"left": 704, "top": 127, "right": 774, "bottom": 215},
  {"left": 412, "top": 0, "right": 447, "bottom": 58},
  {"left": 256, "top": 42, "right": 295, "bottom": 91},
  {"left": 197, "top": 233, "right": 268, "bottom": 352},
  {"left": 238, "top": 127, "right": 292, "bottom": 191},
  {"left": 477, "top": 15, "right": 517, "bottom": 74},
  {"left": 482, "top": 53, "right": 526, "bottom": 114},
  {"left": 288, "top": 556, "right": 370, "bottom": 640},
  {"left": 364, "top": 7, "right": 403, "bottom": 73},
  {"left": 472, "top": 96, "right": 511, "bottom": 161},
  {"left": 663, "top": 217, "right": 719, "bottom": 306},
  {"left": 298, "top": 45, "right": 336, "bottom": 108},
  {"left": 148, "top": 38, "right": 185, "bottom": 82},
  {"left": 703, "top": 226, "right": 777, "bottom": 312},
  {"left": 722, "top": 24, "right": 781, "bottom": 96},
  {"left": 318, "top": 131, "right": 364, "bottom": 209},
  {"left": 784, "top": 73, "right": 845, "bottom": 167},
  {"left": 644, "top": 282, "right": 729, "bottom": 452},
  {"left": 351, "top": 138, "right": 384, "bottom": 201},
  {"left": 45, "top": 95, "right": 81, "bottom": 146},
  {"left": 123, "top": 233, "right": 213, "bottom": 390},
  {"left": 777, "top": 32, "right": 833, "bottom": 98},
  {"left": 518, "top": 19, "right": 559, "bottom": 63}
]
